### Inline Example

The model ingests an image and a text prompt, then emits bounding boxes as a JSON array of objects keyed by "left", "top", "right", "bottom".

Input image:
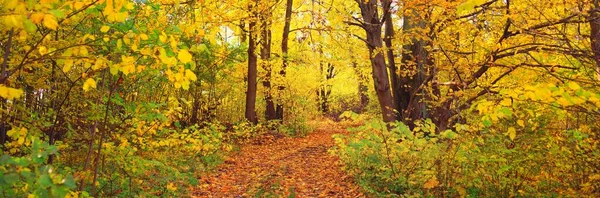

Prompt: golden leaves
[
  {"left": 517, "top": 120, "right": 525, "bottom": 128},
  {"left": 83, "top": 78, "right": 97, "bottom": 91},
  {"left": 177, "top": 50, "right": 193, "bottom": 64},
  {"left": 139, "top": 33, "right": 149, "bottom": 40},
  {"left": 42, "top": 14, "right": 59, "bottom": 30},
  {"left": 423, "top": 176, "right": 440, "bottom": 189},
  {"left": 507, "top": 127, "right": 516, "bottom": 141},
  {"left": 100, "top": 26, "right": 111, "bottom": 33},
  {"left": 166, "top": 183, "right": 178, "bottom": 191},
  {"left": 120, "top": 56, "right": 136, "bottom": 75},
  {"left": 0, "top": 86, "right": 24, "bottom": 100},
  {"left": 62, "top": 59, "right": 74, "bottom": 73},
  {"left": 30, "top": 13, "right": 45, "bottom": 23},
  {"left": 567, "top": 82, "right": 581, "bottom": 91}
]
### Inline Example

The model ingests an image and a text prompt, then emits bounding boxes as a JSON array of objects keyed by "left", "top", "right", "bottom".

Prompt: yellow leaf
[
  {"left": 178, "top": 50, "right": 193, "bottom": 63},
  {"left": 83, "top": 78, "right": 97, "bottom": 92},
  {"left": 62, "top": 59, "right": 73, "bottom": 73},
  {"left": 185, "top": 69, "right": 197, "bottom": 81},
  {"left": 100, "top": 26, "right": 110, "bottom": 33},
  {"left": 499, "top": 98, "right": 512, "bottom": 106},
  {"left": 73, "top": 1, "right": 85, "bottom": 10},
  {"left": 121, "top": 64, "right": 135, "bottom": 75},
  {"left": 110, "top": 64, "right": 120, "bottom": 75},
  {"left": 507, "top": 127, "right": 516, "bottom": 141},
  {"left": 181, "top": 80, "right": 190, "bottom": 90},
  {"left": 30, "top": 13, "right": 45, "bottom": 24},
  {"left": 80, "top": 46, "right": 89, "bottom": 56},
  {"left": 166, "top": 183, "right": 177, "bottom": 191},
  {"left": 556, "top": 97, "right": 571, "bottom": 107},
  {"left": 423, "top": 176, "right": 439, "bottom": 189},
  {"left": 125, "top": 2, "right": 135, "bottom": 10},
  {"left": 567, "top": 82, "right": 581, "bottom": 91},
  {"left": 94, "top": 57, "right": 105, "bottom": 70},
  {"left": 139, "top": 33, "right": 149, "bottom": 40},
  {"left": 0, "top": 86, "right": 23, "bottom": 100},
  {"left": 517, "top": 120, "right": 525, "bottom": 127},
  {"left": 42, "top": 14, "right": 58, "bottom": 30},
  {"left": 38, "top": 46, "right": 48, "bottom": 55},
  {"left": 159, "top": 32, "right": 167, "bottom": 43}
]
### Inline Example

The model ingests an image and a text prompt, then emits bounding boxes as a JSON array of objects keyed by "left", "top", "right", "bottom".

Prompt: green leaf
[
  {"left": 39, "top": 174, "right": 53, "bottom": 188},
  {"left": 51, "top": 185, "right": 70, "bottom": 198},
  {"left": 63, "top": 175, "right": 76, "bottom": 189},
  {"left": 20, "top": 169, "right": 32, "bottom": 178},
  {"left": 499, "top": 107, "right": 512, "bottom": 117},
  {"left": 24, "top": 19, "right": 37, "bottom": 33},
  {"left": 49, "top": 9, "right": 66, "bottom": 19},
  {"left": 482, "top": 118, "right": 492, "bottom": 127},
  {"left": 4, "top": 173, "right": 20, "bottom": 184}
]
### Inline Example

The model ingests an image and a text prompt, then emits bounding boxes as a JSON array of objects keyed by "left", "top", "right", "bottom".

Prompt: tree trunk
[
  {"left": 245, "top": 19, "right": 258, "bottom": 124},
  {"left": 383, "top": 0, "right": 400, "bottom": 118},
  {"left": 357, "top": 0, "right": 396, "bottom": 122},
  {"left": 351, "top": 61, "right": 369, "bottom": 113},
  {"left": 317, "top": 63, "right": 335, "bottom": 113},
  {"left": 589, "top": 0, "right": 600, "bottom": 80},
  {"left": 277, "top": 0, "right": 293, "bottom": 121},
  {"left": 397, "top": 12, "right": 432, "bottom": 129},
  {"left": 260, "top": 15, "right": 277, "bottom": 121}
]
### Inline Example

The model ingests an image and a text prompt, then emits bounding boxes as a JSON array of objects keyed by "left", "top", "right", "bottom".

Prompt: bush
[
  {"left": 333, "top": 115, "right": 600, "bottom": 197},
  {"left": 0, "top": 128, "right": 81, "bottom": 197}
]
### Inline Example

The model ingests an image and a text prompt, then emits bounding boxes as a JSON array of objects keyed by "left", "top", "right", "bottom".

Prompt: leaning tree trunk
[{"left": 357, "top": 0, "right": 396, "bottom": 122}]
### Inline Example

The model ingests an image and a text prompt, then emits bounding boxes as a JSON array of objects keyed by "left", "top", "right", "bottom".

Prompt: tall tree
[
  {"left": 277, "top": 0, "right": 294, "bottom": 120},
  {"left": 353, "top": 0, "right": 397, "bottom": 122},
  {"left": 245, "top": 3, "right": 259, "bottom": 124},
  {"left": 260, "top": 11, "right": 277, "bottom": 121},
  {"left": 589, "top": 0, "right": 600, "bottom": 80}
]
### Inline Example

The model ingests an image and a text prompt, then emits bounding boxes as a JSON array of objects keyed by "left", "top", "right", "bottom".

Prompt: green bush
[{"left": 0, "top": 134, "right": 81, "bottom": 198}]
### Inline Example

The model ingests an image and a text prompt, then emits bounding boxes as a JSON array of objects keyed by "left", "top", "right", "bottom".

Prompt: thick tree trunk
[
  {"left": 397, "top": 12, "right": 432, "bottom": 129},
  {"left": 276, "top": 0, "right": 293, "bottom": 121},
  {"left": 358, "top": 0, "right": 396, "bottom": 122},
  {"left": 383, "top": 0, "right": 400, "bottom": 118},
  {"left": 245, "top": 20, "right": 258, "bottom": 124},
  {"left": 589, "top": 1, "right": 600, "bottom": 80}
]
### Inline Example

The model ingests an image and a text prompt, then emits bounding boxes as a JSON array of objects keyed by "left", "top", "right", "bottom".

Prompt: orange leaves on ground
[{"left": 192, "top": 127, "right": 363, "bottom": 197}]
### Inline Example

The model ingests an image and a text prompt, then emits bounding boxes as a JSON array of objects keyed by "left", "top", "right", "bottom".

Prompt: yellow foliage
[
  {"left": 100, "top": 26, "right": 110, "bottom": 33},
  {"left": 83, "top": 78, "right": 97, "bottom": 92},
  {"left": 178, "top": 50, "right": 193, "bottom": 64},
  {"left": 42, "top": 14, "right": 58, "bottom": 30},
  {"left": 0, "top": 85, "right": 24, "bottom": 100}
]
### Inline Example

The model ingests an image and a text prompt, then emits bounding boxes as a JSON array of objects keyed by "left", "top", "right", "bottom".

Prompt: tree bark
[
  {"left": 383, "top": 0, "right": 400, "bottom": 118},
  {"left": 276, "top": 0, "right": 293, "bottom": 120},
  {"left": 260, "top": 14, "right": 277, "bottom": 121},
  {"left": 351, "top": 60, "right": 369, "bottom": 113},
  {"left": 589, "top": 0, "right": 600, "bottom": 80},
  {"left": 245, "top": 18, "right": 258, "bottom": 124},
  {"left": 397, "top": 11, "right": 432, "bottom": 129},
  {"left": 357, "top": 0, "right": 397, "bottom": 122}
]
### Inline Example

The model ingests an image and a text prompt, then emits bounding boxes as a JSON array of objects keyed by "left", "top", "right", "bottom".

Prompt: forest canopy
[{"left": 0, "top": 0, "right": 599, "bottom": 197}]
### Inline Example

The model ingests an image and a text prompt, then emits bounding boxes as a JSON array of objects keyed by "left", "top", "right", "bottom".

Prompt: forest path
[{"left": 191, "top": 123, "right": 364, "bottom": 197}]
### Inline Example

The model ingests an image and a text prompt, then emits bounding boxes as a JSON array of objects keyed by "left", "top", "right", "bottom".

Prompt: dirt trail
[{"left": 191, "top": 124, "right": 364, "bottom": 197}]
